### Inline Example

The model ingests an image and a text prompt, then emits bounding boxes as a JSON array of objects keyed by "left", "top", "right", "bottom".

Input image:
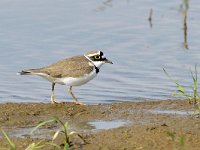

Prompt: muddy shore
[{"left": 0, "top": 100, "right": 200, "bottom": 150}]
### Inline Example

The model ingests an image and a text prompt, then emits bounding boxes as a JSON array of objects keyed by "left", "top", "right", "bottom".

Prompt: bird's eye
[{"left": 95, "top": 55, "right": 101, "bottom": 60}]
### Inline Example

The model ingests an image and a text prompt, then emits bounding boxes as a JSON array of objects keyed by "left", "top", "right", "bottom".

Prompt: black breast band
[{"left": 94, "top": 66, "right": 99, "bottom": 74}]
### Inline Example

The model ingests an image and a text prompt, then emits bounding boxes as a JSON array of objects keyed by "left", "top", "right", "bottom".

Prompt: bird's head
[{"left": 84, "top": 50, "right": 113, "bottom": 68}]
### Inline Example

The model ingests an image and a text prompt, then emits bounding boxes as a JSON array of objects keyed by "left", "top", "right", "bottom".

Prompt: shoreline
[{"left": 0, "top": 100, "right": 200, "bottom": 149}]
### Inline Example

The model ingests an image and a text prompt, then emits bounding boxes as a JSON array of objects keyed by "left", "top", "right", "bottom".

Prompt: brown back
[{"left": 29, "top": 55, "right": 94, "bottom": 78}]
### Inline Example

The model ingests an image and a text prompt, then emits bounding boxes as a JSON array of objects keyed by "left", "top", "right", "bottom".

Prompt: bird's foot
[
  {"left": 51, "top": 99, "right": 61, "bottom": 104},
  {"left": 74, "top": 101, "right": 86, "bottom": 105}
]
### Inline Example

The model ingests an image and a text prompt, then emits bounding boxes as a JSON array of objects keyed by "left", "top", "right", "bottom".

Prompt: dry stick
[
  {"left": 183, "top": 11, "right": 188, "bottom": 49},
  {"left": 148, "top": 8, "right": 153, "bottom": 28}
]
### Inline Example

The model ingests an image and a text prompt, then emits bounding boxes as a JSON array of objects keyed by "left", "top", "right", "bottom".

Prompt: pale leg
[
  {"left": 51, "top": 82, "right": 60, "bottom": 104},
  {"left": 68, "top": 86, "right": 86, "bottom": 105}
]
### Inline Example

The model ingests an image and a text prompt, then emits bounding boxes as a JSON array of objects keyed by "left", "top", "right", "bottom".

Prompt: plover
[{"left": 19, "top": 50, "right": 113, "bottom": 105}]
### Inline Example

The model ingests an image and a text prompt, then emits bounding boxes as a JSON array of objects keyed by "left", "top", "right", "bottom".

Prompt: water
[
  {"left": 2, "top": 127, "right": 52, "bottom": 139},
  {"left": 1, "top": 120, "right": 128, "bottom": 138},
  {"left": 150, "top": 109, "right": 193, "bottom": 116},
  {"left": 0, "top": 0, "right": 200, "bottom": 104},
  {"left": 88, "top": 120, "right": 128, "bottom": 130}
]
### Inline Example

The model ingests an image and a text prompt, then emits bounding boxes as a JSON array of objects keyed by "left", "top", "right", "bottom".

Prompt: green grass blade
[
  {"left": 191, "top": 65, "right": 198, "bottom": 103},
  {"left": 34, "top": 140, "right": 46, "bottom": 149},
  {"left": 64, "top": 122, "right": 68, "bottom": 129},
  {"left": 0, "top": 128, "right": 16, "bottom": 150},
  {"left": 31, "top": 118, "right": 57, "bottom": 134},
  {"left": 163, "top": 68, "right": 194, "bottom": 99},
  {"left": 51, "top": 116, "right": 60, "bottom": 121},
  {"left": 191, "top": 69, "right": 197, "bottom": 91},
  {"left": 179, "top": 136, "right": 185, "bottom": 150},
  {"left": 25, "top": 143, "right": 35, "bottom": 150},
  {"left": 64, "top": 143, "right": 69, "bottom": 150},
  {"left": 163, "top": 68, "right": 185, "bottom": 93},
  {"left": 63, "top": 122, "right": 69, "bottom": 131},
  {"left": 177, "top": 83, "right": 185, "bottom": 94},
  {"left": 25, "top": 141, "right": 45, "bottom": 150},
  {"left": 163, "top": 68, "right": 174, "bottom": 82}
]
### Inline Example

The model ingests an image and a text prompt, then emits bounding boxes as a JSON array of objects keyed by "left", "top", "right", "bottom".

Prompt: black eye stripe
[
  {"left": 100, "top": 51, "right": 103, "bottom": 56},
  {"left": 89, "top": 55, "right": 105, "bottom": 61}
]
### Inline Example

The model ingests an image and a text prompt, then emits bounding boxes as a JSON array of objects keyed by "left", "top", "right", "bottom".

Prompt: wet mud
[{"left": 0, "top": 100, "right": 200, "bottom": 150}]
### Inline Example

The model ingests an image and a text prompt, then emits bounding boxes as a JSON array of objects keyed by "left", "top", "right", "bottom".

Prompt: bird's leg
[
  {"left": 51, "top": 82, "right": 60, "bottom": 104},
  {"left": 68, "top": 86, "right": 86, "bottom": 105}
]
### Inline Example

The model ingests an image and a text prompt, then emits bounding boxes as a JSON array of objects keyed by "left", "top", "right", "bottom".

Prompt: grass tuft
[
  {"left": 163, "top": 65, "right": 200, "bottom": 114},
  {"left": 0, "top": 116, "right": 70, "bottom": 150}
]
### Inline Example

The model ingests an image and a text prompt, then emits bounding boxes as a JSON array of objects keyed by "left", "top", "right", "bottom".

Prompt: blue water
[
  {"left": 88, "top": 120, "right": 128, "bottom": 130},
  {"left": 0, "top": 0, "right": 200, "bottom": 104}
]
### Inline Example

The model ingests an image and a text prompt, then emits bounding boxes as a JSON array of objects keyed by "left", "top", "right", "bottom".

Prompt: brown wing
[{"left": 27, "top": 55, "right": 94, "bottom": 78}]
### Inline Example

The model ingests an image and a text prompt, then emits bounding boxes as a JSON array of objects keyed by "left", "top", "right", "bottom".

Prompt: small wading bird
[{"left": 19, "top": 50, "right": 113, "bottom": 105}]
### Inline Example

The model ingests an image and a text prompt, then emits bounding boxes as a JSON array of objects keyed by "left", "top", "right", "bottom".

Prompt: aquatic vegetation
[
  {"left": 180, "top": 0, "right": 190, "bottom": 49},
  {"left": 148, "top": 8, "right": 153, "bottom": 28},
  {"left": 0, "top": 116, "right": 70, "bottom": 150},
  {"left": 163, "top": 65, "right": 200, "bottom": 114}
]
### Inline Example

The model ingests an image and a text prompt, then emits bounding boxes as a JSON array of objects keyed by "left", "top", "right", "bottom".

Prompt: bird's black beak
[{"left": 104, "top": 58, "right": 113, "bottom": 64}]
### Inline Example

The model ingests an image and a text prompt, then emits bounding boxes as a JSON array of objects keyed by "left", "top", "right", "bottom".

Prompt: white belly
[{"left": 55, "top": 69, "right": 97, "bottom": 86}]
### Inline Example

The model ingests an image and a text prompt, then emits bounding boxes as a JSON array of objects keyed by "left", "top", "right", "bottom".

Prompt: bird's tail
[
  {"left": 17, "top": 69, "right": 42, "bottom": 75},
  {"left": 18, "top": 70, "right": 32, "bottom": 75}
]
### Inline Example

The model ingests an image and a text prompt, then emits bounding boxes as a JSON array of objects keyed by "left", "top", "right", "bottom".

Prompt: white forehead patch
[{"left": 89, "top": 52, "right": 99, "bottom": 57}]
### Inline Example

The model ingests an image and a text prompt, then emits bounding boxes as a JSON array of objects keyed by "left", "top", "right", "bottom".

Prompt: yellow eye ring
[{"left": 95, "top": 55, "right": 101, "bottom": 60}]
